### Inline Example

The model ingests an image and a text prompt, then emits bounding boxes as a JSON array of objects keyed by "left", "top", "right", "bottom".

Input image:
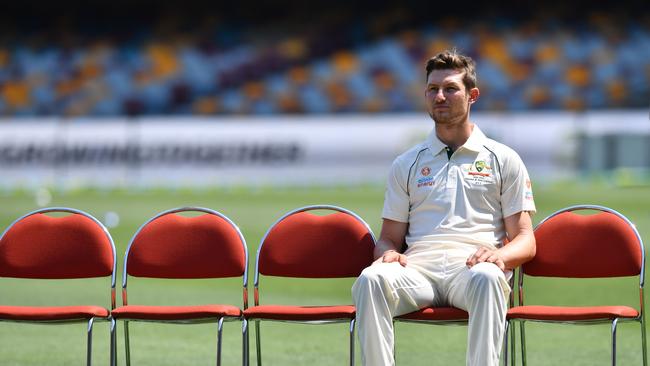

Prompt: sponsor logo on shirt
[
  {"left": 417, "top": 176, "right": 434, "bottom": 187},
  {"left": 417, "top": 166, "right": 433, "bottom": 187},
  {"left": 468, "top": 160, "right": 491, "bottom": 177},
  {"left": 461, "top": 160, "right": 494, "bottom": 186},
  {"left": 525, "top": 179, "right": 534, "bottom": 200}
]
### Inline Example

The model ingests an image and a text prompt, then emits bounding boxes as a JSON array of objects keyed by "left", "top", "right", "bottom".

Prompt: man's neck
[{"left": 435, "top": 121, "right": 474, "bottom": 152}]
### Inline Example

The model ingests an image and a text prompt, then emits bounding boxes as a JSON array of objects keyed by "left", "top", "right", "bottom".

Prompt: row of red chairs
[{"left": 0, "top": 204, "right": 646, "bottom": 365}]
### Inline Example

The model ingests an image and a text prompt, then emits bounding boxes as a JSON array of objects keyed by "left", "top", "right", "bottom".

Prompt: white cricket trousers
[{"left": 351, "top": 243, "right": 510, "bottom": 366}]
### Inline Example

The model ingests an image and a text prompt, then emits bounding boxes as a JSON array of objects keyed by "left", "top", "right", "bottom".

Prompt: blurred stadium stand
[{"left": 0, "top": 0, "right": 648, "bottom": 117}]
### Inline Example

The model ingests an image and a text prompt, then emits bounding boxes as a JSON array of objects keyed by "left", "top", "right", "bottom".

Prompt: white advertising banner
[{"left": 0, "top": 111, "right": 647, "bottom": 188}]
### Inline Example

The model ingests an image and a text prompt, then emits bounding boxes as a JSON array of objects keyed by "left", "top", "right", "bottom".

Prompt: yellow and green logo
[{"left": 475, "top": 161, "right": 487, "bottom": 172}]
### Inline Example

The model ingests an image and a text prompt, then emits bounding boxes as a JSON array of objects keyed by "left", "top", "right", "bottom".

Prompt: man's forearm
[
  {"left": 496, "top": 232, "right": 536, "bottom": 270},
  {"left": 499, "top": 211, "right": 537, "bottom": 270}
]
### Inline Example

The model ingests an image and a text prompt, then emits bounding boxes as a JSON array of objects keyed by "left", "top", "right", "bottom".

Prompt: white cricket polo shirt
[{"left": 382, "top": 124, "right": 536, "bottom": 249}]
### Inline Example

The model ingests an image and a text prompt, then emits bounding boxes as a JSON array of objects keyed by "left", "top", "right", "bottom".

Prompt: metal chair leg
[
  {"left": 242, "top": 319, "right": 249, "bottom": 366},
  {"left": 611, "top": 318, "right": 619, "bottom": 366},
  {"left": 502, "top": 320, "right": 509, "bottom": 366},
  {"left": 217, "top": 317, "right": 224, "bottom": 366},
  {"left": 255, "top": 320, "right": 262, "bottom": 366},
  {"left": 124, "top": 321, "right": 131, "bottom": 366},
  {"left": 510, "top": 320, "right": 516, "bottom": 366},
  {"left": 520, "top": 321, "right": 527, "bottom": 366},
  {"left": 87, "top": 317, "right": 95, "bottom": 366},
  {"left": 641, "top": 316, "right": 648, "bottom": 366},
  {"left": 110, "top": 318, "right": 117, "bottom": 366},
  {"left": 349, "top": 319, "right": 355, "bottom": 366}
]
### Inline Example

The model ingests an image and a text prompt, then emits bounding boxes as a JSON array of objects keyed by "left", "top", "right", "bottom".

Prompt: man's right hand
[
  {"left": 374, "top": 219, "right": 409, "bottom": 267},
  {"left": 375, "top": 249, "right": 407, "bottom": 267}
]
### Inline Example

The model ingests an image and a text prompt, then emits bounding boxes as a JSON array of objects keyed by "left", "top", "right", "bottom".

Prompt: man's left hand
[{"left": 466, "top": 247, "right": 506, "bottom": 271}]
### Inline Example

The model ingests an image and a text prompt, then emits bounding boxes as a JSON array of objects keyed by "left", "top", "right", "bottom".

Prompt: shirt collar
[
  {"left": 463, "top": 125, "right": 488, "bottom": 152},
  {"left": 426, "top": 124, "right": 487, "bottom": 156}
]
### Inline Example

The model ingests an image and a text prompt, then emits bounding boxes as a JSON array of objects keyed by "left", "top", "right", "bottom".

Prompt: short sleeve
[
  {"left": 381, "top": 158, "right": 410, "bottom": 223},
  {"left": 500, "top": 150, "right": 536, "bottom": 218}
]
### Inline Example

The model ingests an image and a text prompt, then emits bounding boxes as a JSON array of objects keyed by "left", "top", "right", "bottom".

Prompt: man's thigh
[
  {"left": 357, "top": 262, "right": 440, "bottom": 315},
  {"left": 445, "top": 262, "right": 510, "bottom": 311}
]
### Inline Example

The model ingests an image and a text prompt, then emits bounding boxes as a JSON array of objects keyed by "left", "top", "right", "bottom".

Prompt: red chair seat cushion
[
  {"left": 244, "top": 305, "right": 356, "bottom": 321},
  {"left": 396, "top": 307, "right": 469, "bottom": 322},
  {"left": 111, "top": 304, "right": 242, "bottom": 321},
  {"left": 507, "top": 305, "right": 639, "bottom": 321},
  {"left": 0, "top": 305, "right": 110, "bottom": 321}
]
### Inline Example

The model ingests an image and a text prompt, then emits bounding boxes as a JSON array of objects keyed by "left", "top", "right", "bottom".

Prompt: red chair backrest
[
  {"left": 258, "top": 211, "right": 375, "bottom": 278},
  {"left": 126, "top": 213, "right": 246, "bottom": 279},
  {"left": 524, "top": 210, "right": 642, "bottom": 278},
  {"left": 0, "top": 213, "right": 114, "bottom": 279}
]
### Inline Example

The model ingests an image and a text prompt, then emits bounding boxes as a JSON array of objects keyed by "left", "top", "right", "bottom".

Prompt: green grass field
[{"left": 0, "top": 181, "right": 648, "bottom": 365}]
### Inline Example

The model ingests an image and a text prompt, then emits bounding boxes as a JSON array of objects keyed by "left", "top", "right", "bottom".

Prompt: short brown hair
[{"left": 425, "top": 50, "right": 477, "bottom": 91}]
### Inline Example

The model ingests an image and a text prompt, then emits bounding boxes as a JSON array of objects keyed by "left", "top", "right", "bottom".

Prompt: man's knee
[
  {"left": 465, "top": 262, "right": 509, "bottom": 312},
  {"left": 468, "top": 262, "right": 504, "bottom": 288},
  {"left": 353, "top": 266, "right": 382, "bottom": 294},
  {"left": 352, "top": 264, "right": 395, "bottom": 302}
]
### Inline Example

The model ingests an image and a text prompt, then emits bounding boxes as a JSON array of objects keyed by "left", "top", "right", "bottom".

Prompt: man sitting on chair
[{"left": 352, "top": 49, "right": 537, "bottom": 366}]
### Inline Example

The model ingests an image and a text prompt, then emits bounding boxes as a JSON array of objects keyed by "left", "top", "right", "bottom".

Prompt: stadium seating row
[
  {"left": 0, "top": 205, "right": 645, "bottom": 365},
  {"left": 0, "top": 12, "right": 649, "bottom": 116}
]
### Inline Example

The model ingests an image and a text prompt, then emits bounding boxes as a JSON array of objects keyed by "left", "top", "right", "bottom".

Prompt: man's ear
[{"left": 469, "top": 87, "right": 480, "bottom": 104}]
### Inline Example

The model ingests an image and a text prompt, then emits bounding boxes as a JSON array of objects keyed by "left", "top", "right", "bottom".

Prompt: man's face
[{"left": 424, "top": 69, "right": 478, "bottom": 125}]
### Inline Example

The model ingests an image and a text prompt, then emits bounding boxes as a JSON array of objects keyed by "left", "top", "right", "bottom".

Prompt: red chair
[
  {"left": 243, "top": 205, "right": 376, "bottom": 366},
  {"left": 110, "top": 207, "right": 248, "bottom": 366},
  {"left": 395, "top": 307, "right": 469, "bottom": 326},
  {"left": 507, "top": 205, "right": 647, "bottom": 365},
  {"left": 0, "top": 207, "right": 116, "bottom": 366}
]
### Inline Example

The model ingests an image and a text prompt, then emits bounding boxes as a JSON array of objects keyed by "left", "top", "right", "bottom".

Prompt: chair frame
[
  {"left": 245, "top": 204, "right": 376, "bottom": 366},
  {"left": 111, "top": 206, "right": 248, "bottom": 366},
  {"left": 0, "top": 207, "right": 117, "bottom": 366},
  {"left": 508, "top": 204, "right": 646, "bottom": 366}
]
